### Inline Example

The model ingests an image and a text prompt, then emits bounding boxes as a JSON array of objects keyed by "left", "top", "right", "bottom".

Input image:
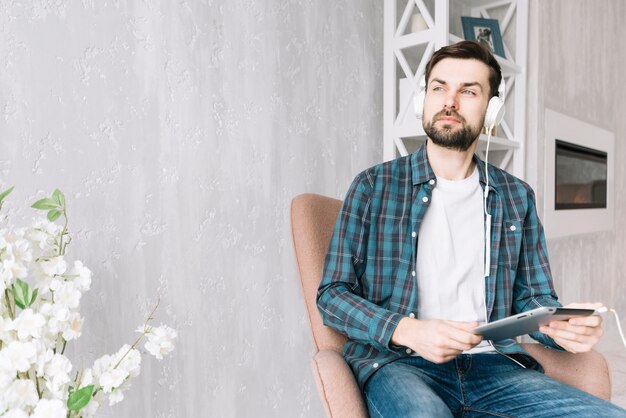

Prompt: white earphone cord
[
  {"left": 483, "top": 124, "right": 493, "bottom": 278},
  {"left": 607, "top": 308, "right": 626, "bottom": 350},
  {"left": 483, "top": 124, "right": 492, "bottom": 216}
]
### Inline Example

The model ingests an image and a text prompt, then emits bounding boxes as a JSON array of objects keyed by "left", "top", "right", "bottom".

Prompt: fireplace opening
[{"left": 555, "top": 140, "right": 607, "bottom": 210}]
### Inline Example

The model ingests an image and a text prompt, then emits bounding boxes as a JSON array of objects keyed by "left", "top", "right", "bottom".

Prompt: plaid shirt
[{"left": 317, "top": 143, "right": 561, "bottom": 389}]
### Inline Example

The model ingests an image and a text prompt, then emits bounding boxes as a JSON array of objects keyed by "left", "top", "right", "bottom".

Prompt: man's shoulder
[{"left": 353, "top": 154, "right": 414, "bottom": 187}]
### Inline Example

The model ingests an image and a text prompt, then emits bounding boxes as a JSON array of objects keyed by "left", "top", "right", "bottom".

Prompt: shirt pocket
[{"left": 498, "top": 219, "right": 523, "bottom": 269}]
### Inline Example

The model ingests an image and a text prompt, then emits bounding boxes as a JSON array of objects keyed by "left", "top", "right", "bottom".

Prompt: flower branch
[{"left": 0, "top": 187, "right": 177, "bottom": 417}]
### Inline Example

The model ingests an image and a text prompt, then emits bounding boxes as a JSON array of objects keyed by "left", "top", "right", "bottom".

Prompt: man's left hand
[{"left": 539, "top": 302, "right": 604, "bottom": 353}]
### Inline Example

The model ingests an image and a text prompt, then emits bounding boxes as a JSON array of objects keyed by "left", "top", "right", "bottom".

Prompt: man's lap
[{"left": 363, "top": 354, "right": 626, "bottom": 418}]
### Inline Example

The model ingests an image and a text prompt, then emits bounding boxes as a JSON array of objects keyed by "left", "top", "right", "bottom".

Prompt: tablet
[{"left": 472, "top": 307, "right": 595, "bottom": 341}]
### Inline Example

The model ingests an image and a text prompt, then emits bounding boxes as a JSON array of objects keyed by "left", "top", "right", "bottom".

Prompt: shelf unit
[{"left": 384, "top": 0, "right": 528, "bottom": 179}]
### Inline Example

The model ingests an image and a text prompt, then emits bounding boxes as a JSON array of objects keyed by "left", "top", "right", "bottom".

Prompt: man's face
[{"left": 422, "top": 58, "right": 491, "bottom": 151}]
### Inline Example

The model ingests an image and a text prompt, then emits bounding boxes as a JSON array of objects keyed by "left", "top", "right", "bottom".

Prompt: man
[{"left": 317, "top": 41, "right": 626, "bottom": 417}]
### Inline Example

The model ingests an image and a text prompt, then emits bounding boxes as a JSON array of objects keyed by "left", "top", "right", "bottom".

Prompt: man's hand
[
  {"left": 539, "top": 302, "right": 604, "bottom": 353},
  {"left": 391, "top": 317, "right": 483, "bottom": 363}
]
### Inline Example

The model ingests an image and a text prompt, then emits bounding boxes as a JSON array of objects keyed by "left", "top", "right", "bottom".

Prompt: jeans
[{"left": 364, "top": 354, "right": 626, "bottom": 418}]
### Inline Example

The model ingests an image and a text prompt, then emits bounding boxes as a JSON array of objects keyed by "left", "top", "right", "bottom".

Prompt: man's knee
[{"left": 364, "top": 363, "right": 453, "bottom": 418}]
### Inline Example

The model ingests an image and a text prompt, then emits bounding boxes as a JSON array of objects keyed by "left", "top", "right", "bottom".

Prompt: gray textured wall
[
  {"left": 527, "top": 0, "right": 626, "bottom": 315},
  {"left": 0, "top": 1, "right": 382, "bottom": 416}
]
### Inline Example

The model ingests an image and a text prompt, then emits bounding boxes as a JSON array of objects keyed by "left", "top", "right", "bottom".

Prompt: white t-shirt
[{"left": 416, "top": 166, "right": 494, "bottom": 354}]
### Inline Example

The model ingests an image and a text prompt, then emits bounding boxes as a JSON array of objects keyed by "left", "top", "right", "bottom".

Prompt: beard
[{"left": 423, "top": 109, "right": 483, "bottom": 151}]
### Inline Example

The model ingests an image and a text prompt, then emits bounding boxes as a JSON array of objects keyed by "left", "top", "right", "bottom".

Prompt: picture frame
[{"left": 461, "top": 16, "right": 505, "bottom": 58}]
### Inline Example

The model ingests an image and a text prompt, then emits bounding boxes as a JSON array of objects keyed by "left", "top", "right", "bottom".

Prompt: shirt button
[
  {"left": 373, "top": 363, "right": 379, "bottom": 369},
  {"left": 422, "top": 196, "right": 429, "bottom": 203},
  {"left": 510, "top": 225, "right": 517, "bottom": 231},
  {"left": 409, "top": 313, "right": 415, "bottom": 318},
  {"left": 411, "top": 270, "right": 416, "bottom": 277},
  {"left": 411, "top": 231, "right": 417, "bottom": 238},
  {"left": 429, "top": 179, "right": 435, "bottom": 185},
  {"left": 405, "top": 348, "right": 412, "bottom": 354}
]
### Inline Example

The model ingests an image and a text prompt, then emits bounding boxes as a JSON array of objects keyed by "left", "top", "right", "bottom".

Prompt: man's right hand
[{"left": 391, "top": 317, "right": 483, "bottom": 363}]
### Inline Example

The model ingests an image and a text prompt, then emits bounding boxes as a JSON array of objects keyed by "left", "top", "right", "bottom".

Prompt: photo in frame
[{"left": 461, "top": 16, "right": 505, "bottom": 58}]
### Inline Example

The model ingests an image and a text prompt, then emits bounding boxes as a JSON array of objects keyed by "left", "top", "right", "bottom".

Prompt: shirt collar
[
  {"left": 411, "top": 142, "right": 500, "bottom": 192},
  {"left": 410, "top": 143, "right": 436, "bottom": 185}
]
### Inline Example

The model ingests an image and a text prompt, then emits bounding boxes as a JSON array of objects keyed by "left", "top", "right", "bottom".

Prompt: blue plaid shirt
[{"left": 317, "top": 143, "right": 561, "bottom": 389}]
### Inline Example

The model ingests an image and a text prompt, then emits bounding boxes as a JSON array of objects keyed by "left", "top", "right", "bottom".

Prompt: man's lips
[{"left": 436, "top": 116, "right": 460, "bottom": 123}]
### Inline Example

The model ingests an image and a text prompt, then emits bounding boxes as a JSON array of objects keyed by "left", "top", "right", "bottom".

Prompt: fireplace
[
  {"left": 555, "top": 140, "right": 607, "bottom": 210},
  {"left": 544, "top": 109, "right": 614, "bottom": 238}
]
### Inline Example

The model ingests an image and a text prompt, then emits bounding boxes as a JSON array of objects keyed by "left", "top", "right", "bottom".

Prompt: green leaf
[
  {"left": 47, "top": 209, "right": 62, "bottom": 222},
  {"left": 67, "top": 384, "right": 94, "bottom": 411},
  {"left": 52, "top": 189, "right": 65, "bottom": 207},
  {"left": 32, "top": 197, "right": 59, "bottom": 210},
  {"left": 0, "top": 186, "right": 14, "bottom": 202},
  {"left": 13, "top": 278, "right": 29, "bottom": 310},
  {"left": 29, "top": 288, "right": 39, "bottom": 307}
]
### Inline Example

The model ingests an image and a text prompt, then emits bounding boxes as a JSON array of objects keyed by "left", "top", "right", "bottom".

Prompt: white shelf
[{"left": 384, "top": 0, "right": 528, "bottom": 179}]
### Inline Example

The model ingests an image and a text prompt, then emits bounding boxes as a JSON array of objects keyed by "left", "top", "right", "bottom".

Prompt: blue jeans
[{"left": 364, "top": 354, "right": 626, "bottom": 418}]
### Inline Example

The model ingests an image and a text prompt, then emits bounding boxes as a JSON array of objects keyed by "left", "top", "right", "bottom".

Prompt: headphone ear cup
[
  {"left": 484, "top": 96, "right": 505, "bottom": 129},
  {"left": 414, "top": 89, "right": 425, "bottom": 120}
]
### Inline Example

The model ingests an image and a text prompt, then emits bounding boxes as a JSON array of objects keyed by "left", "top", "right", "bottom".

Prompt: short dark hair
[{"left": 424, "top": 40, "right": 502, "bottom": 98}]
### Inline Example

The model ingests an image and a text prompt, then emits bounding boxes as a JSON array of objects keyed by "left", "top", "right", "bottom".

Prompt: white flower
[
  {"left": 0, "top": 341, "right": 37, "bottom": 373},
  {"left": 46, "top": 353, "right": 72, "bottom": 380},
  {"left": 108, "top": 386, "right": 125, "bottom": 405},
  {"left": 91, "top": 353, "right": 112, "bottom": 380},
  {"left": 61, "top": 312, "right": 83, "bottom": 341},
  {"left": 69, "top": 260, "right": 92, "bottom": 291},
  {"left": 80, "top": 398, "right": 100, "bottom": 417},
  {"left": 0, "top": 356, "right": 16, "bottom": 392},
  {"left": 44, "top": 353, "right": 73, "bottom": 398},
  {"left": 78, "top": 368, "right": 94, "bottom": 387},
  {"left": 39, "top": 256, "right": 67, "bottom": 276},
  {"left": 3, "top": 379, "right": 39, "bottom": 409},
  {"left": 51, "top": 304, "right": 71, "bottom": 322},
  {"left": 10, "top": 238, "right": 33, "bottom": 266},
  {"left": 92, "top": 345, "right": 142, "bottom": 398},
  {"left": 114, "top": 345, "right": 141, "bottom": 378},
  {"left": 142, "top": 324, "right": 177, "bottom": 360},
  {"left": 32, "top": 398, "right": 66, "bottom": 418},
  {"left": 0, "top": 315, "right": 15, "bottom": 342},
  {"left": 37, "top": 302, "right": 67, "bottom": 337},
  {"left": 32, "top": 271, "right": 53, "bottom": 296},
  {"left": 1, "top": 257, "right": 27, "bottom": 286},
  {"left": 14, "top": 309, "right": 46, "bottom": 340},
  {"left": 53, "top": 281, "right": 81, "bottom": 309},
  {"left": 43, "top": 305, "right": 69, "bottom": 336},
  {"left": 99, "top": 368, "right": 128, "bottom": 393},
  {"left": 27, "top": 218, "right": 62, "bottom": 253},
  {"left": 33, "top": 340, "right": 54, "bottom": 377}
]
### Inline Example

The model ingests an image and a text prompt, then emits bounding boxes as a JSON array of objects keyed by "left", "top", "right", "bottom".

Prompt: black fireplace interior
[{"left": 555, "top": 140, "right": 607, "bottom": 210}]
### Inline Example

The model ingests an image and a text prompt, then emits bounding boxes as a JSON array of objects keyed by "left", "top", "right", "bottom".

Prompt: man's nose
[{"left": 444, "top": 92, "right": 458, "bottom": 109}]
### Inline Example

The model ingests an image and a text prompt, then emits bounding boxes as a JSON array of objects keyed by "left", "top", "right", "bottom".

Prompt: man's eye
[
  {"left": 432, "top": 86, "right": 444, "bottom": 92},
  {"left": 462, "top": 90, "right": 476, "bottom": 95}
]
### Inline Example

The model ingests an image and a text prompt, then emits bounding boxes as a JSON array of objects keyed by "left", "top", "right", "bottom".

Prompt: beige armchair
[{"left": 290, "top": 193, "right": 611, "bottom": 418}]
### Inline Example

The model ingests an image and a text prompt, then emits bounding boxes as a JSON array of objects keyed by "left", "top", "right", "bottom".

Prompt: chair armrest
[
  {"left": 311, "top": 349, "right": 368, "bottom": 418},
  {"left": 521, "top": 343, "right": 611, "bottom": 400}
]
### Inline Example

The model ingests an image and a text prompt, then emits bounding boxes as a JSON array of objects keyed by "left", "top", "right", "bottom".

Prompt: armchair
[{"left": 290, "top": 193, "right": 611, "bottom": 418}]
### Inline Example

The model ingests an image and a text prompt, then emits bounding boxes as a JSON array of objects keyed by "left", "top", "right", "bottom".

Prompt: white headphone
[{"left": 414, "top": 76, "right": 506, "bottom": 129}]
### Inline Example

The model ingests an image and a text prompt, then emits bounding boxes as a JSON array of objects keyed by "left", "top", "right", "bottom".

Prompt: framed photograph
[{"left": 461, "top": 16, "right": 505, "bottom": 58}]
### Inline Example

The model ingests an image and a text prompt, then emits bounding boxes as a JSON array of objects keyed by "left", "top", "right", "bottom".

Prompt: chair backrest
[{"left": 290, "top": 193, "right": 346, "bottom": 353}]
